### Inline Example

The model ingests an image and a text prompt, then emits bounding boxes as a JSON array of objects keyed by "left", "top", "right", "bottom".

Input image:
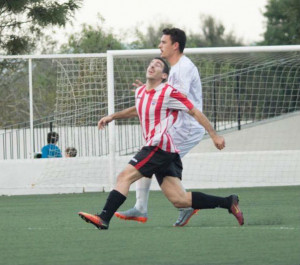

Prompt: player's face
[
  {"left": 158, "top": 35, "right": 176, "bottom": 60},
  {"left": 146, "top": 59, "right": 166, "bottom": 81}
]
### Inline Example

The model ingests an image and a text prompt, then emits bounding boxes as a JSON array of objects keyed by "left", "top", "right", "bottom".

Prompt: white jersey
[
  {"left": 135, "top": 83, "right": 194, "bottom": 153},
  {"left": 167, "top": 55, "right": 205, "bottom": 157}
]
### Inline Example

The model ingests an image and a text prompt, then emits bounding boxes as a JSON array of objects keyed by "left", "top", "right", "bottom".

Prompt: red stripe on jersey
[
  {"left": 145, "top": 91, "right": 155, "bottom": 141},
  {"left": 170, "top": 89, "right": 194, "bottom": 110},
  {"left": 158, "top": 136, "right": 164, "bottom": 149},
  {"left": 166, "top": 108, "right": 170, "bottom": 117},
  {"left": 137, "top": 85, "right": 145, "bottom": 96},
  {"left": 137, "top": 86, "right": 146, "bottom": 139},
  {"left": 135, "top": 146, "right": 159, "bottom": 170},
  {"left": 171, "top": 111, "right": 178, "bottom": 123},
  {"left": 166, "top": 134, "right": 171, "bottom": 152},
  {"left": 155, "top": 84, "right": 168, "bottom": 126}
]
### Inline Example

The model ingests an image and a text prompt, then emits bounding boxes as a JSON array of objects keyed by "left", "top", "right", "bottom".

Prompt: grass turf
[{"left": 0, "top": 186, "right": 299, "bottom": 265}]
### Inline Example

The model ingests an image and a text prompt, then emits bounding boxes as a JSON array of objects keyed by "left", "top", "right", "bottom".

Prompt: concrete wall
[
  {"left": 1, "top": 150, "right": 299, "bottom": 196},
  {"left": 1, "top": 112, "right": 299, "bottom": 196}
]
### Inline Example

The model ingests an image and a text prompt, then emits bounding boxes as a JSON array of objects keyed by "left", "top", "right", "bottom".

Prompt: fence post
[
  {"left": 28, "top": 59, "right": 34, "bottom": 158},
  {"left": 236, "top": 75, "right": 241, "bottom": 130},
  {"left": 107, "top": 51, "right": 116, "bottom": 190},
  {"left": 213, "top": 79, "right": 217, "bottom": 130}
]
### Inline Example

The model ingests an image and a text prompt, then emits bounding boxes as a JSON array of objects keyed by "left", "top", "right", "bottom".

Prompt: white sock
[{"left": 134, "top": 177, "right": 152, "bottom": 214}]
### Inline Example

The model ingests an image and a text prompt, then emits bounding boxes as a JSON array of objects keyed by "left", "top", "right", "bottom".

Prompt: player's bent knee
[{"left": 116, "top": 167, "right": 140, "bottom": 184}]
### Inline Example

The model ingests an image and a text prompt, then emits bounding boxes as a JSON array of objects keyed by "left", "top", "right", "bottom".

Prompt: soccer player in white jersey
[
  {"left": 115, "top": 28, "right": 206, "bottom": 226},
  {"left": 78, "top": 58, "right": 244, "bottom": 230}
]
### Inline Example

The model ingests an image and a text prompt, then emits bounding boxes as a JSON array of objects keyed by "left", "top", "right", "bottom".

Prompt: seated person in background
[
  {"left": 41, "top": 132, "right": 62, "bottom": 158},
  {"left": 65, "top": 147, "right": 77, "bottom": 157}
]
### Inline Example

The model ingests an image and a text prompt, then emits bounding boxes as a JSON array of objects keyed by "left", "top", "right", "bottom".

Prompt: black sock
[
  {"left": 192, "top": 192, "right": 231, "bottom": 210},
  {"left": 99, "top": 189, "right": 126, "bottom": 223}
]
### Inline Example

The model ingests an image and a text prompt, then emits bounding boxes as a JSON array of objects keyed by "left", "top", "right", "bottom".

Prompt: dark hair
[
  {"left": 65, "top": 147, "right": 77, "bottom": 157},
  {"left": 153, "top": 57, "right": 169, "bottom": 82},
  {"left": 162, "top": 28, "right": 186, "bottom": 53},
  {"left": 34, "top": 153, "right": 42, "bottom": 159},
  {"left": 47, "top": 132, "right": 59, "bottom": 144}
]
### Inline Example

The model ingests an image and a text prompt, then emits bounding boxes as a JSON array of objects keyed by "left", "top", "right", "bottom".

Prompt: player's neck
[
  {"left": 168, "top": 53, "right": 183, "bottom": 66},
  {"left": 146, "top": 79, "right": 163, "bottom": 91}
]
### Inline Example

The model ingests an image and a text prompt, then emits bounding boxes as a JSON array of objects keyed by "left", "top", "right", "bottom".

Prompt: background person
[
  {"left": 65, "top": 147, "right": 77, "bottom": 157},
  {"left": 41, "top": 132, "right": 62, "bottom": 158}
]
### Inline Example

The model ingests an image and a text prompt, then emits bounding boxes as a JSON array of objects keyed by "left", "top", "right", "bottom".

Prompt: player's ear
[
  {"left": 162, "top": 72, "right": 168, "bottom": 81},
  {"left": 173, "top": 41, "right": 179, "bottom": 51}
]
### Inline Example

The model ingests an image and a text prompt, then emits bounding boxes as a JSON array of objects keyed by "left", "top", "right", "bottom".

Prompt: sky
[{"left": 59, "top": 0, "right": 269, "bottom": 45}]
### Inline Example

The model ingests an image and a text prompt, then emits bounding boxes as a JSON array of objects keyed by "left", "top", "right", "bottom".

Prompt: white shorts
[{"left": 169, "top": 126, "right": 205, "bottom": 158}]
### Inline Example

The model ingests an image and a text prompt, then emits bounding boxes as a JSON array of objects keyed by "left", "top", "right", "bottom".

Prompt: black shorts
[{"left": 129, "top": 146, "right": 182, "bottom": 185}]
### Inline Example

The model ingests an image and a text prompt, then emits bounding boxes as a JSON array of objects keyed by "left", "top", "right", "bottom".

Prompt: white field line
[{"left": 25, "top": 226, "right": 299, "bottom": 231}]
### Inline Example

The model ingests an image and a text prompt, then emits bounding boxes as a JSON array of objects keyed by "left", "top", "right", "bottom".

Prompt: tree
[
  {"left": 260, "top": 0, "right": 300, "bottom": 45},
  {"left": 130, "top": 16, "right": 242, "bottom": 49},
  {"left": 0, "top": 0, "right": 81, "bottom": 54},
  {"left": 187, "top": 15, "right": 243, "bottom": 47},
  {"left": 60, "top": 17, "right": 124, "bottom": 53},
  {"left": 129, "top": 23, "right": 172, "bottom": 49}
]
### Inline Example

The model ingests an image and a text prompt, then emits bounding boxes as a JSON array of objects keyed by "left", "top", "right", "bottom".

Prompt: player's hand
[
  {"left": 212, "top": 135, "right": 225, "bottom": 150},
  {"left": 132, "top": 79, "right": 144, "bottom": 88},
  {"left": 98, "top": 116, "right": 113, "bottom": 130}
]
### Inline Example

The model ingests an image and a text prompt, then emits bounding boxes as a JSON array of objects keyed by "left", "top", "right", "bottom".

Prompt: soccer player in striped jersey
[
  {"left": 78, "top": 58, "right": 244, "bottom": 230},
  {"left": 115, "top": 28, "right": 206, "bottom": 226}
]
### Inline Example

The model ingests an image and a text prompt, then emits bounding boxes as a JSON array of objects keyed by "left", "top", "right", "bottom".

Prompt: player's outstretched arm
[
  {"left": 188, "top": 107, "right": 225, "bottom": 150},
  {"left": 98, "top": 106, "right": 138, "bottom": 130},
  {"left": 132, "top": 79, "right": 144, "bottom": 88}
]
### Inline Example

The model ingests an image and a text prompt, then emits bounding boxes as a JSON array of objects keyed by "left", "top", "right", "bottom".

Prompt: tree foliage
[
  {"left": 0, "top": 0, "right": 81, "bottom": 54},
  {"left": 129, "top": 23, "right": 173, "bottom": 49},
  {"left": 60, "top": 17, "right": 124, "bottom": 53},
  {"left": 187, "top": 15, "right": 243, "bottom": 47},
  {"left": 129, "top": 16, "right": 242, "bottom": 49},
  {"left": 260, "top": 0, "right": 300, "bottom": 45}
]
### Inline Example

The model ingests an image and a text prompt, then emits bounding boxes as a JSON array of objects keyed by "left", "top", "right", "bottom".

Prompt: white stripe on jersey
[{"left": 135, "top": 83, "right": 194, "bottom": 153}]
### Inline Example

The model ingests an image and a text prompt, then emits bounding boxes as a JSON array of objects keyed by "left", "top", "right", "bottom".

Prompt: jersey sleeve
[{"left": 168, "top": 89, "right": 194, "bottom": 112}]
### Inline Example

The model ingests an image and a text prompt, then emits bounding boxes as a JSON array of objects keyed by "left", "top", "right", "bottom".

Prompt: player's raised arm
[
  {"left": 98, "top": 106, "right": 138, "bottom": 130},
  {"left": 188, "top": 107, "right": 225, "bottom": 150},
  {"left": 132, "top": 79, "right": 144, "bottom": 88}
]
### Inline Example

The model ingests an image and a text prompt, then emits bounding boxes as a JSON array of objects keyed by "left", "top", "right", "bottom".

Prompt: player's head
[
  {"left": 146, "top": 57, "right": 169, "bottom": 83},
  {"left": 159, "top": 28, "right": 186, "bottom": 58},
  {"left": 47, "top": 132, "right": 59, "bottom": 144},
  {"left": 65, "top": 147, "right": 77, "bottom": 157}
]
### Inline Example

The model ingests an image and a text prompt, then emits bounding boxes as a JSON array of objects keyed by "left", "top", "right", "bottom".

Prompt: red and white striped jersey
[{"left": 135, "top": 83, "right": 194, "bottom": 153}]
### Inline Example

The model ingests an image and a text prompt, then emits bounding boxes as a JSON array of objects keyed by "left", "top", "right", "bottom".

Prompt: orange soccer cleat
[{"left": 78, "top": 212, "right": 109, "bottom": 230}]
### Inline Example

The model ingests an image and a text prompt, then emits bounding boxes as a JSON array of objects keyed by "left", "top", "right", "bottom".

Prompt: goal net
[
  {"left": 0, "top": 46, "right": 300, "bottom": 194},
  {"left": 108, "top": 47, "right": 300, "bottom": 189}
]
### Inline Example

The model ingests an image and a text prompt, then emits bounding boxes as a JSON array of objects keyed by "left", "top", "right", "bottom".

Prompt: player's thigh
[
  {"left": 160, "top": 177, "right": 191, "bottom": 208},
  {"left": 116, "top": 164, "right": 143, "bottom": 184}
]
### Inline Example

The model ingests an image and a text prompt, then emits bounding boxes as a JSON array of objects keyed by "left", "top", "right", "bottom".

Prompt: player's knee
[
  {"left": 116, "top": 171, "right": 130, "bottom": 184},
  {"left": 116, "top": 168, "right": 138, "bottom": 185}
]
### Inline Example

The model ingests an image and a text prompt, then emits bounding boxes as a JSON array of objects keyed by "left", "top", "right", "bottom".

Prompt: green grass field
[{"left": 0, "top": 186, "right": 299, "bottom": 265}]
